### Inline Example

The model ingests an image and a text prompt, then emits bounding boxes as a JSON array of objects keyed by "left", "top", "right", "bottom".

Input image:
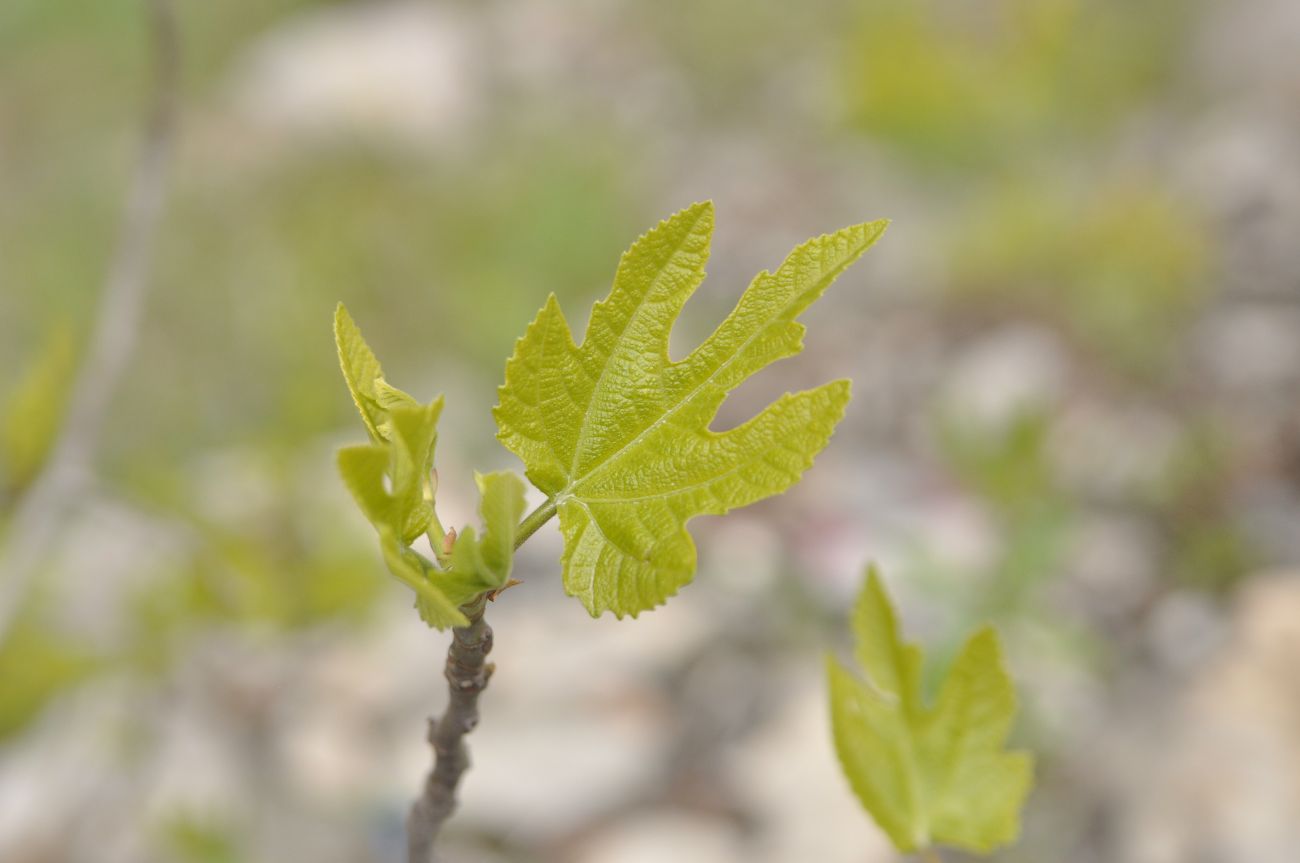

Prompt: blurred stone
[
  {"left": 573, "top": 811, "right": 745, "bottom": 863},
  {"left": 803, "top": 450, "right": 998, "bottom": 606},
  {"left": 226, "top": 1, "right": 479, "bottom": 149},
  {"left": 1145, "top": 590, "right": 1227, "bottom": 675},
  {"left": 0, "top": 680, "right": 138, "bottom": 862},
  {"left": 699, "top": 515, "right": 782, "bottom": 598},
  {"left": 1064, "top": 513, "right": 1160, "bottom": 620},
  {"left": 1110, "top": 573, "right": 1300, "bottom": 863},
  {"left": 1178, "top": 113, "right": 1300, "bottom": 300},
  {"left": 727, "top": 663, "right": 893, "bottom": 863},
  {"left": 1195, "top": 305, "right": 1300, "bottom": 394},
  {"left": 1239, "top": 483, "right": 1300, "bottom": 563},
  {"left": 449, "top": 594, "right": 711, "bottom": 841},
  {"left": 1196, "top": 0, "right": 1300, "bottom": 97},
  {"left": 941, "top": 324, "right": 1068, "bottom": 426},
  {"left": 456, "top": 711, "right": 661, "bottom": 841},
  {"left": 46, "top": 499, "right": 189, "bottom": 647},
  {"left": 486, "top": 0, "right": 684, "bottom": 133},
  {"left": 1051, "top": 401, "right": 1182, "bottom": 498}
]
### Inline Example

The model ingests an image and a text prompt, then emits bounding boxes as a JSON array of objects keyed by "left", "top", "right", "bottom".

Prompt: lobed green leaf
[
  {"left": 828, "top": 567, "right": 1034, "bottom": 854},
  {"left": 495, "top": 202, "right": 886, "bottom": 617}
]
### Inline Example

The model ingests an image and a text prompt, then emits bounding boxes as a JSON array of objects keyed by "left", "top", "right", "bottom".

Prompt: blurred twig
[{"left": 0, "top": 0, "right": 178, "bottom": 640}]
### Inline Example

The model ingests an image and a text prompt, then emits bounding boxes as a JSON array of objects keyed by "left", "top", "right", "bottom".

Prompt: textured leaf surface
[
  {"left": 496, "top": 202, "right": 886, "bottom": 617},
  {"left": 335, "top": 303, "right": 388, "bottom": 441},
  {"left": 828, "top": 568, "right": 1033, "bottom": 854}
]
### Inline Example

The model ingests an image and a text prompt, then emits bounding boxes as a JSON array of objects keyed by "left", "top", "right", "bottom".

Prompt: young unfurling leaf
[
  {"left": 828, "top": 567, "right": 1034, "bottom": 854},
  {"left": 335, "top": 303, "right": 419, "bottom": 442},
  {"left": 335, "top": 303, "right": 526, "bottom": 630},
  {"left": 495, "top": 202, "right": 887, "bottom": 618},
  {"left": 438, "top": 471, "right": 527, "bottom": 600}
]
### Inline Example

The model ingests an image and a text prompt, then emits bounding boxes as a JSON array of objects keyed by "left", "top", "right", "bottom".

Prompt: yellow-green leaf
[
  {"left": 387, "top": 401, "right": 442, "bottom": 543},
  {"left": 336, "top": 443, "right": 392, "bottom": 527},
  {"left": 495, "top": 202, "right": 886, "bottom": 617},
  {"left": 337, "top": 399, "right": 443, "bottom": 545},
  {"left": 1, "top": 327, "right": 77, "bottom": 495},
  {"left": 335, "top": 326, "right": 461, "bottom": 629},
  {"left": 338, "top": 440, "right": 467, "bottom": 628},
  {"left": 829, "top": 567, "right": 1034, "bottom": 854},
  {"left": 380, "top": 526, "right": 468, "bottom": 629},
  {"left": 440, "top": 471, "right": 527, "bottom": 600},
  {"left": 334, "top": 302, "right": 418, "bottom": 441}
]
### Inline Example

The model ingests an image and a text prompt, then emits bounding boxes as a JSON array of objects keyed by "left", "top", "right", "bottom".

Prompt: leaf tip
[
  {"left": 685, "top": 198, "right": 715, "bottom": 218},
  {"left": 864, "top": 561, "right": 885, "bottom": 590},
  {"left": 853, "top": 217, "right": 890, "bottom": 245},
  {"left": 655, "top": 200, "right": 715, "bottom": 240},
  {"left": 827, "top": 377, "right": 853, "bottom": 405},
  {"left": 856, "top": 563, "right": 899, "bottom": 639},
  {"left": 333, "top": 301, "right": 355, "bottom": 339}
]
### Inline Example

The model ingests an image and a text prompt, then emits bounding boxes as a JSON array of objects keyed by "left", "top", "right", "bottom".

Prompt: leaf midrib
[{"left": 566, "top": 207, "right": 710, "bottom": 481}]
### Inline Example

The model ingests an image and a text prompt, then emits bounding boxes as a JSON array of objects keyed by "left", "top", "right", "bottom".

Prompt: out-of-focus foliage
[
  {"left": 158, "top": 814, "right": 240, "bottom": 863},
  {"left": 1144, "top": 425, "right": 1260, "bottom": 593},
  {"left": 0, "top": 612, "right": 98, "bottom": 741},
  {"left": 127, "top": 513, "right": 384, "bottom": 675},
  {"left": 828, "top": 568, "right": 1033, "bottom": 854},
  {"left": 919, "top": 411, "right": 1072, "bottom": 626},
  {"left": 839, "top": 0, "right": 1189, "bottom": 169},
  {"left": 948, "top": 179, "right": 1209, "bottom": 375},
  {"left": 0, "top": 327, "right": 76, "bottom": 502}
]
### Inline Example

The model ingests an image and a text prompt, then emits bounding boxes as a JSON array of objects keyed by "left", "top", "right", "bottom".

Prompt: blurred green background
[{"left": 3, "top": 1, "right": 1299, "bottom": 862}]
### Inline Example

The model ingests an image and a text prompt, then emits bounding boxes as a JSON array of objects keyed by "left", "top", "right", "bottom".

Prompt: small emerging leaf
[
  {"left": 334, "top": 308, "right": 531, "bottom": 629},
  {"left": 335, "top": 302, "right": 419, "bottom": 441},
  {"left": 337, "top": 399, "right": 444, "bottom": 544},
  {"left": 336, "top": 304, "right": 474, "bottom": 628},
  {"left": 828, "top": 567, "right": 1033, "bottom": 854},
  {"left": 380, "top": 526, "right": 468, "bottom": 629},
  {"left": 335, "top": 303, "right": 387, "bottom": 441},
  {"left": 441, "top": 471, "right": 527, "bottom": 600},
  {"left": 387, "top": 402, "right": 442, "bottom": 542},
  {"left": 411, "top": 471, "right": 526, "bottom": 627},
  {"left": 496, "top": 202, "right": 886, "bottom": 617},
  {"left": 337, "top": 443, "right": 392, "bottom": 527},
  {"left": 338, "top": 440, "right": 468, "bottom": 628}
]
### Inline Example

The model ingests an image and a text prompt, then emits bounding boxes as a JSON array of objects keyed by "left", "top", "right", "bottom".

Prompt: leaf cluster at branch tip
[
  {"left": 334, "top": 304, "right": 524, "bottom": 629},
  {"left": 334, "top": 202, "right": 887, "bottom": 623}
]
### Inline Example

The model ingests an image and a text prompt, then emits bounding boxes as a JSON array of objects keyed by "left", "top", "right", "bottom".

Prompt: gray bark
[{"left": 407, "top": 600, "right": 494, "bottom": 863}]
